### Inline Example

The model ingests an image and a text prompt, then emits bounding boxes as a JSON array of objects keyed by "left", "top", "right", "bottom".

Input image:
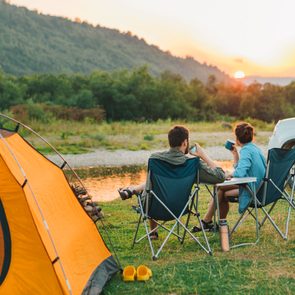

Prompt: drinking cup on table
[{"left": 224, "top": 139, "right": 235, "bottom": 151}]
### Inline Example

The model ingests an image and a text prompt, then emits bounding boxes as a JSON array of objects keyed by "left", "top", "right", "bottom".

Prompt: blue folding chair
[
  {"left": 132, "top": 157, "right": 212, "bottom": 260},
  {"left": 229, "top": 148, "right": 295, "bottom": 245}
]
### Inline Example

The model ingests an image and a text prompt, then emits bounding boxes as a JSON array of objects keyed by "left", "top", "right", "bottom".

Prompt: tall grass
[{"left": 17, "top": 119, "right": 275, "bottom": 154}]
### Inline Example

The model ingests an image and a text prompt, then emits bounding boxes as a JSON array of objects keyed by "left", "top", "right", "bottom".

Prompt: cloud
[{"left": 234, "top": 58, "right": 244, "bottom": 64}]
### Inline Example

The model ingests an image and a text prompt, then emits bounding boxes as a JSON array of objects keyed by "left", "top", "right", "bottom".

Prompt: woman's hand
[
  {"left": 225, "top": 170, "right": 232, "bottom": 180},
  {"left": 231, "top": 145, "right": 239, "bottom": 164}
]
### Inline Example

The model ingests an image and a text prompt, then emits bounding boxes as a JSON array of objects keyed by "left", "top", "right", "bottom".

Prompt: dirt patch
[{"left": 268, "top": 266, "right": 295, "bottom": 279}]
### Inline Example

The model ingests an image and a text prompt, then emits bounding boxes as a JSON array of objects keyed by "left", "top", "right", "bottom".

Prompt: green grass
[
  {"left": 98, "top": 187, "right": 295, "bottom": 295},
  {"left": 9, "top": 119, "right": 275, "bottom": 154}
]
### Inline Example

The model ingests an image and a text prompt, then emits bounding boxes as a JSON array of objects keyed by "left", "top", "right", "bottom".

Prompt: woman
[{"left": 195, "top": 122, "right": 266, "bottom": 232}]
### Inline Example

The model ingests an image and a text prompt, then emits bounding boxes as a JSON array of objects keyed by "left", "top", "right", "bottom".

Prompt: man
[{"left": 119, "top": 125, "right": 225, "bottom": 237}]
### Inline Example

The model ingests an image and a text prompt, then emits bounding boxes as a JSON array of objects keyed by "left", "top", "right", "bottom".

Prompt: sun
[{"left": 234, "top": 70, "right": 245, "bottom": 79}]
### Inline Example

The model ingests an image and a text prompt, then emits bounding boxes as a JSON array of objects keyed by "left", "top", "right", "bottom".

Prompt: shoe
[
  {"left": 192, "top": 220, "right": 215, "bottom": 233},
  {"left": 137, "top": 265, "right": 152, "bottom": 281},
  {"left": 118, "top": 188, "right": 134, "bottom": 200},
  {"left": 122, "top": 265, "right": 136, "bottom": 281},
  {"left": 149, "top": 231, "right": 159, "bottom": 240},
  {"left": 132, "top": 205, "right": 141, "bottom": 214}
]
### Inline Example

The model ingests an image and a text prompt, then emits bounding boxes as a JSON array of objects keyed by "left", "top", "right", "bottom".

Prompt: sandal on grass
[
  {"left": 137, "top": 265, "right": 152, "bottom": 281},
  {"left": 118, "top": 188, "right": 134, "bottom": 200},
  {"left": 192, "top": 220, "right": 215, "bottom": 233},
  {"left": 149, "top": 231, "right": 159, "bottom": 240},
  {"left": 122, "top": 265, "right": 136, "bottom": 281}
]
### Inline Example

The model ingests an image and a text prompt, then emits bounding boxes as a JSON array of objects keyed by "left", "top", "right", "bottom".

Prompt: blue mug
[
  {"left": 190, "top": 145, "right": 197, "bottom": 154},
  {"left": 225, "top": 139, "right": 235, "bottom": 150}
]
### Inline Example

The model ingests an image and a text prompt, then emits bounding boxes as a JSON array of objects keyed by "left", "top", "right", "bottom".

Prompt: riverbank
[{"left": 48, "top": 144, "right": 268, "bottom": 168}]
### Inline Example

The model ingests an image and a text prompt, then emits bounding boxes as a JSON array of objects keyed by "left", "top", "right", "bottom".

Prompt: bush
[
  {"left": 10, "top": 104, "right": 105, "bottom": 123},
  {"left": 10, "top": 103, "right": 51, "bottom": 123}
]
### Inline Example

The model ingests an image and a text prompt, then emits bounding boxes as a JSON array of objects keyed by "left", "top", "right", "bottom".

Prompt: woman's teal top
[{"left": 233, "top": 142, "right": 266, "bottom": 213}]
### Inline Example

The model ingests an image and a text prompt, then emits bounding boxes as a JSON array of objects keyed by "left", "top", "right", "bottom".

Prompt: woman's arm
[
  {"left": 231, "top": 145, "right": 239, "bottom": 166},
  {"left": 232, "top": 147, "right": 252, "bottom": 178}
]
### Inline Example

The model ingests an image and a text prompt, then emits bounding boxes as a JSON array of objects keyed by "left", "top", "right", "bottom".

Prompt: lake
[{"left": 79, "top": 161, "right": 233, "bottom": 202}]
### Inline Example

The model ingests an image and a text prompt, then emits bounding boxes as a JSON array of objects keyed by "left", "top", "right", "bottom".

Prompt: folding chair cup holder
[{"left": 132, "top": 157, "right": 212, "bottom": 260}]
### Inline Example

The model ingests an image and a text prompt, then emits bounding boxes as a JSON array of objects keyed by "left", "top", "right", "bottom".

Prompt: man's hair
[
  {"left": 168, "top": 126, "right": 189, "bottom": 148},
  {"left": 234, "top": 122, "right": 254, "bottom": 144}
]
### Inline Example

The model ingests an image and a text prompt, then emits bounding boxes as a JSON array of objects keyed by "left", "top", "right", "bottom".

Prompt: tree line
[{"left": 0, "top": 67, "right": 294, "bottom": 123}]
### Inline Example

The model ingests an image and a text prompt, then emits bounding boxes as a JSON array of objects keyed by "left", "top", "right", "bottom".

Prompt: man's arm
[
  {"left": 198, "top": 160, "right": 225, "bottom": 184},
  {"left": 191, "top": 143, "right": 225, "bottom": 184}
]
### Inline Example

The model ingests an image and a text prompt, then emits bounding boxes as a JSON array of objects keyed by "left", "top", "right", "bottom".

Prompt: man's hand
[
  {"left": 191, "top": 142, "right": 218, "bottom": 169},
  {"left": 192, "top": 143, "right": 205, "bottom": 158}
]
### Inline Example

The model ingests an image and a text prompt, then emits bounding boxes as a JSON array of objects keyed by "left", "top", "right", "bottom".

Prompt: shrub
[
  {"left": 10, "top": 104, "right": 105, "bottom": 122},
  {"left": 143, "top": 134, "right": 154, "bottom": 141}
]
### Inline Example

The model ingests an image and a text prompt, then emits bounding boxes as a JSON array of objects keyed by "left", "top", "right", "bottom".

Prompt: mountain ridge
[
  {"left": 0, "top": 0, "right": 231, "bottom": 83},
  {"left": 244, "top": 76, "right": 295, "bottom": 86}
]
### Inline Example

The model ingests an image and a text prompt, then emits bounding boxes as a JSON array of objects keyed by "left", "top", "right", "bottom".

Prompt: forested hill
[{"left": 0, "top": 1, "right": 230, "bottom": 83}]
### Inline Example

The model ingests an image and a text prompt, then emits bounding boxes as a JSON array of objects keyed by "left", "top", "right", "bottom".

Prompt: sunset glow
[
  {"left": 234, "top": 71, "right": 245, "bottom": 79},
  {"left": 9, "top": 0, "right": 295, "bottom": 77}
]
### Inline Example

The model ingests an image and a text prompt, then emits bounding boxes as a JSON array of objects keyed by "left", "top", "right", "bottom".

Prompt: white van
[{"left": 268, "top": 118, "right": 295, "bottom": 150}]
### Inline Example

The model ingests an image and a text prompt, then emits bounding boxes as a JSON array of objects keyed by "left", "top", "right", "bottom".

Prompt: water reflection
[{"left": 82, "top": 160, "right": 233, "bottom": 202}]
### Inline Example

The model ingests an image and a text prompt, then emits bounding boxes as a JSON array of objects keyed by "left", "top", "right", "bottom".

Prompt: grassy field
[
  {"left": 99, "top": 186, "right": 295, "bottom": 295},
  {"left": 3, "top": 118, "right": 275, "bottom": 154}
]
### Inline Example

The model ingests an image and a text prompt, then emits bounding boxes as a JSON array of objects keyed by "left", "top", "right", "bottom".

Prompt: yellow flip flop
[
  {"left": 136, "top": 265, "right": 152, "bottom": 281},
  {"left": 122, "top": 265, "right": 136, "bottom": 281}
]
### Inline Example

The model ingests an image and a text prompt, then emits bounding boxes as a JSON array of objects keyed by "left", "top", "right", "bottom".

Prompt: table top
[{"left": 216, "top": 177, "right": 257, "bottom": 187}]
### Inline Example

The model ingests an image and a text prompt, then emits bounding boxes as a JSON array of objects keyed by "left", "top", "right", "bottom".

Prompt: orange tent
[{"left": 0, "top": 117, "right": 119, "bottom": 294}]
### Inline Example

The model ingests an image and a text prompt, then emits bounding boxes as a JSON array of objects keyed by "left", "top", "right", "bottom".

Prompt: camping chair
[
  {"left": 131, "top": 157, "right": 212, "bottom": 260},
  {"left": 229, "top": 148, "right": 295, "bottom": 247}
]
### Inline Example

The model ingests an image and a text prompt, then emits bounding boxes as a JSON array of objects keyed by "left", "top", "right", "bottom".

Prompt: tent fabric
[
  {"left": 82, "top": 256, "right": 119, "bottom": 295},
  {"left": 0, "top": 129, "right": 118, "bottom": 294},
  {"left": 0, "top": 155, "right": 64, "bottom": 295},
  {"left": 147, "top": 157, "right": 199, "bottom": 220}
]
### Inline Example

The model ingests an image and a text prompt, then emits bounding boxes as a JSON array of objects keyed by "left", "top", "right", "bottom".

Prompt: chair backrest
[
  {"left": 257, "top": 148, "right": 295, "bottom": 206},
  {"left": 146, "top": 157, "right": 199, "bottom": 221}
]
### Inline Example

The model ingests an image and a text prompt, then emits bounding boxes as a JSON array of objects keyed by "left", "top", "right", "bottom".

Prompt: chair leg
[
  {"left": 142, "top": 217, "right": 156, "bottom": 259},
  {"left": 260, "top": 205, "right": 287, "bottom": 240},
  {"left": 253, "top": 188, "right": 260, "bottom": 245},
  {"left": 195, "top": 211, "right": 212, "bottom": 255},
  {"left": 230, "top": 186, "right": 260, "bottom": 248},
  {"left": 137, "top": 188, "right": 212, "bottom": 259},
  {"left": 259, "top": 201, "right": 277, "bottom": 228},
  {"left": 154, "top": 219, "right": 180, "bottom": 259},
  {"left": 285, "top": 206, "right": 292, "bottom": 239},
  {"left": 229, "top": 209, "right": 250, "bottom": 238},
  {"left": 181, "top": 196, "right": 195, "bottom": 244},
  {"left": 244, "top": 208, "right": 263, "bottom": 228},
  {"left": 214, "top": 186, "right": 220, "bottom": 232},
  {"left": 132, "top": 214, "right": 142, "bottom": 248},
  {"left": 286, "top": 178, "right": 295, "bottom": 238}
]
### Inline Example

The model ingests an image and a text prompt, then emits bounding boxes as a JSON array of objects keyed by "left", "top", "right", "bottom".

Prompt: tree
[{"left": 0, "top": 72, "right": 23, "bottom": 110}]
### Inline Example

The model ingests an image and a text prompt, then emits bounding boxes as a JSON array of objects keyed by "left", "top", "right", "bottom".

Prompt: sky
[{"left": 8, "top": 0, "right": 295, "bottom": 77}]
